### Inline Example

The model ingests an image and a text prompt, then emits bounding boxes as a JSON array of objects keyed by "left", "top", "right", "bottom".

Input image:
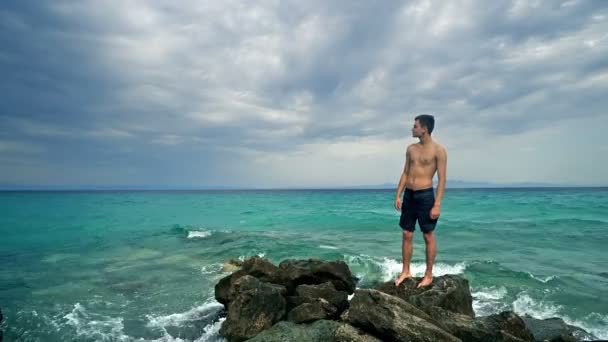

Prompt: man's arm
[
  {"left": 395, "top": 146, "right": 411, "bottom": 200},
  {"left": 434, "top": 147, "right": 447, "bottom": 207}
]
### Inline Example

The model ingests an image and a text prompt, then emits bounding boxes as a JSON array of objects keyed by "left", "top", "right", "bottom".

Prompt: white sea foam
[
  {"left": 146, "top": 299, "right": 223, "bottom": 330},
  {"left": 187, "top": 230, "right": 212, "bottom": 239},
  {"left": 376, "top": 257, "right": 467, "bottom": 281},
  {"left": 238, "top": 252, "right": 266, "bottom": 261},
  {"left": 526, "top": 272, "right": 557, "bottom": 283},
  {"left": 63, "top": 303, "right": 130, "bottom": 341},
  {"left": 319, "top": 245, "right": 339, "bottom": 250},
  {"left": 471, "top": 286, "right": 510, "bottom": 316},
  {"left": 511, "top": 293, "right": 607, "bottom": 340}
]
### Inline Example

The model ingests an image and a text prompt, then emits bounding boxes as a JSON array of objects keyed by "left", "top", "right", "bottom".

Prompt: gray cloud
[{"left": 1, "top": 0, "right": 607, "bottom": 188}]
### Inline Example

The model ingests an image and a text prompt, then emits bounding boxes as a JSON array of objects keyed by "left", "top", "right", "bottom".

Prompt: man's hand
[
  {"left": 430, "top": 205, "right": 440, "bottom": 220},
  {"left": 394, "top": 197, "right": 402, "bottom": 211}
]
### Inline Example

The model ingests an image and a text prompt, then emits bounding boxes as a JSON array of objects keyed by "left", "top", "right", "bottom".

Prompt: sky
[{"left": 1, "top": 0, "right": 607, "bottom": 189}]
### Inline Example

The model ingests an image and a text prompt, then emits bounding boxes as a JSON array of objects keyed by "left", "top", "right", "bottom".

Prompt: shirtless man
[{"left": 394, "top": 114, "right": 447, "bottom": 288}]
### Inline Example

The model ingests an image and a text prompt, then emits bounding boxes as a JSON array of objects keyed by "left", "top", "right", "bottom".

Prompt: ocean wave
[
  {"left": 63, "top": 303, "right": 131, "bottom": 341},
  {"left": 471, "top": 286, "right": 510, "bottom": 316},
  {"left": 511, "top": 293, "right": 606, "bottom": 340},
  {"left": 319, "top": 244, "right": 339, "bottom": 250},
  {"left": 187, "top": 230, "right": 213, "bottom": 239},
  {"left": 343, "top": 254, "right": 467, "bottom": 284},
  {"left": 526, "top": 272, "right": 558, "bottom": 284},
  {"left": 238, "top": 252, "right": 266, "bottom": 261},
  {"left": 146, "top": 299, "right": 223, "bottom": 330}
]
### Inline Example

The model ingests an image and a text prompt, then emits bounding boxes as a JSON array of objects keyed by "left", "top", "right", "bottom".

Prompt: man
[{"left": 394, "top": 114, "right": 447, "bottom": 288}]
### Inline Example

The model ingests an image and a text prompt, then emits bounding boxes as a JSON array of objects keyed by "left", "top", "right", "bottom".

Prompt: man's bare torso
[{"left": 405, "top": 142, "right": 443, "bottom": 190}]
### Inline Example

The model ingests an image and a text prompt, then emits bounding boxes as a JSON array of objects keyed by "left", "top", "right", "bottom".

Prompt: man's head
[{"left": 412, "top": 114, "right": 435, "bottom": 137}]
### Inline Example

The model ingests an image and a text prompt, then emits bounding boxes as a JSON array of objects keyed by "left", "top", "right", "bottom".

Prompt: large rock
[
  {"left": 287, "top": 298, "right": 337, "bottom": 323},
  {"left": 521, "top": 315, "right": 596, "bottom": 342},
  {"left": 347, "top": 288, "right": 460, "bottom": 342},
  {"left": 476, "top": 311, "right": 535, "bottom": 342},
  {"left": 220, "top": 275, "right": 287, "bottom": 342},
  {"left": 215, "top": 256, "right": 281, "bottom": 305},
  {"left": 426, "top": 306, "right": 535, "bottom": 342},
  {"left": 222, "top": 258, "right": 243, "bottom": 273},
  {"left": 295, "top": 281, "right": 350, "bottom": 313},
  {"left": 245, "top": 320, "right": 341, "bottom": 342},
  {"left": 245, "top": 320, "right": 381, "bottom": 342},
  {"left": 334, "top": 323, "right": 384, "bottom": 342},
  {"left": 425, "top": 306, "right": 490, "bottom": 341},
  {"left": 278, "top": 259, "right": 356, "bottom": 294},
  {"left": 376, "top": 275, "right": 475, "bottom": 317}
]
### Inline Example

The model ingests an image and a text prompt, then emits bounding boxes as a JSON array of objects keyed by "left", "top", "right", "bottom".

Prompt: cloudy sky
[{"left": 1, "top": 0, "right": 607, "bottom": 189}]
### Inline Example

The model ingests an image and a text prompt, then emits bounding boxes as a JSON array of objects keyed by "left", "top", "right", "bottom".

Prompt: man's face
[{"left": 411, "top": 120, "right": 425, "bottom": 137}]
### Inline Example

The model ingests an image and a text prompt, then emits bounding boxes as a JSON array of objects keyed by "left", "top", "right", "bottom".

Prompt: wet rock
[
  {"left": 278, "top": 258, "right": 356, "bottom": 294},
  {"left": 521, "top": 315, "right": 596, "bottom": 342},
  {"left": 220, "top": 275, "right": 286, "bottom": 342},
  {"left": 287, "top": 298, "right": 337, "bottom": 324},
  {"left": 347, "top": 288, "right": 460, "bottom": 341},
  {"left": 295, "top": 281, "right": 349, "bottom": 314},
  {"left": 376, "top": 274, "right": 475, "bottom": 317}
]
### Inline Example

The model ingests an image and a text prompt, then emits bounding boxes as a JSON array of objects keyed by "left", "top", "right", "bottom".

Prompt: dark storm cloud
[{"left": 1, "top": 0, "right": 607, "bottom": 187}]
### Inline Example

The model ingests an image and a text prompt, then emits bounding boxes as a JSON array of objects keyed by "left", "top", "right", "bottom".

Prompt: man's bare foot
[
  {"left": 394, "top": 271, "right": 412, "bottom": 287},
  {"left": 417, "top": 275, "right": 433, "bottom": 288}
]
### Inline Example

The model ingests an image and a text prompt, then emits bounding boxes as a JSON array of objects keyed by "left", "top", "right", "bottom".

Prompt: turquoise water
[{"left": 0, "top": 188, "right": 607, "bottom": 341}]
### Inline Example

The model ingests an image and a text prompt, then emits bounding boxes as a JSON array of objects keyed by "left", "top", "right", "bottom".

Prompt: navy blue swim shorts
[{"left": 399, "top": 187, "right": 438, "bottom": 233}]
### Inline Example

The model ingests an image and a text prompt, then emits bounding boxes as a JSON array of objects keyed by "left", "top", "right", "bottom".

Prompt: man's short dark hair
[{"left": 415, "top": 114, "right": 435, "bottom": 135}]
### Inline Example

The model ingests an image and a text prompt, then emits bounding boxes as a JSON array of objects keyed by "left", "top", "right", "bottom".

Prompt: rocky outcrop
[
  {"left": 213, "top": 257, "right": 592, "bottom": 342},
  {"left": 521, "top": 315, "right": 597, "bottom": 341},
  {"left": 376, "top": 275, "right": 475, "bottom": 317},
  {"left": 346, "top": 288, "right": 460, "bottom": 341},
  {"left": 219, "top": 275, "right": 287, "bottom": 342}
]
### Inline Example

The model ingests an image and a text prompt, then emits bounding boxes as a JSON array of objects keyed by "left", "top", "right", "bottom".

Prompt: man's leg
[
  {"left": 395, "top": 230, "right": 414, "bottom": 286},
  {"left": 417, "top": 231, "right": 436, "bottom": 288}
]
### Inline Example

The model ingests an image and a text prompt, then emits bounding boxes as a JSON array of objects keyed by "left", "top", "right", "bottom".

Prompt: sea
[{"left": 0, "top": 188, "right": 607, "bottom": 341}]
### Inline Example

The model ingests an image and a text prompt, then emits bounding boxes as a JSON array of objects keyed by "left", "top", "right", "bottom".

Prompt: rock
[
  {"left": 426, "top": 306, "right": 535, "bottom": 342},
  {"left": 222, "top": 258, "right": 243, "bottom": 273},
  {"left": 215, "top": 256, "right": 281, "bottom": 305},
  {"left": 287, "top": 298, "right": 337, "bottom": 324},
  {"left": 347, "top": 288, "right": 460, "bottom": 342},
  {"left": 426, "top": 306, "right": 489, "bottom": 341},
  {"left": 376, "top": 274, "right": 475, "bottom": 317},
  {"left": 476, "top": 311, "right": 535, "bottom": 342},
  {"left": 215, "top": 269, "right": 248, "bottom": 305},
  {"left": 295, "top": 281, "right": 350, "bottom": 313},
  {"left": 220, "top": 275, "right": 287, "bottom": 342},
  {"left": 334, "top": 323, "right": 384, "bottom": 342},
  {"left": 521, "top": 315, "right": 596, "bottom": 342},
  {"left": 245, "top": 320, "right": 341, "bottom": 342},
  {"left": 241, "top": 256, "right": 280, "bottom": 283},
  {"left": 278, "top": 259, "right": 356, "bottom": 294}
]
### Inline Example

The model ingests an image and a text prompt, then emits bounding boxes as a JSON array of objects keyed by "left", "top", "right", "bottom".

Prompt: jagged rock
[
  {"left": 278, "top": 258, "right": 356, "bottom": 294},
  {"left": 287, "top": 298, "right": 337, "bottom": 323},
  {"left": 476, "top": 311, "right": 535, "bottom": 342},
  {"left": 426, "top": 306, "right": 490, "bottom": 341},
  {"left": 347, "top": 288, "right": 460, "bottom": 341},
  {"left": 376, "top": 274, "right": 475, "bottom": 317},
  {"left": 245, "top": 320, "right": 341, "bottom": 342},
  {"left": 245, "top": 320, "right": 380, "bottom": 342},
  {"left": 521, "top": 315, "right": 596, "bottom": 342},
  {"left": 220, "top": 275, "right": 287, "bottom": 342},
  {"left": 215, "top": 256, "right": 280, "bottom": 305},
  {"left": 334, "top": 323, "right": 384, "bottom": 342},
  {"left": 222, "top": 258, "right": 243, "bottom": 273},
  {"left": 295, "top": 281, "right": 350, "bottom": 313},
  {"left": 426, "top": 306, "right": 535, "bottom": 342}
]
